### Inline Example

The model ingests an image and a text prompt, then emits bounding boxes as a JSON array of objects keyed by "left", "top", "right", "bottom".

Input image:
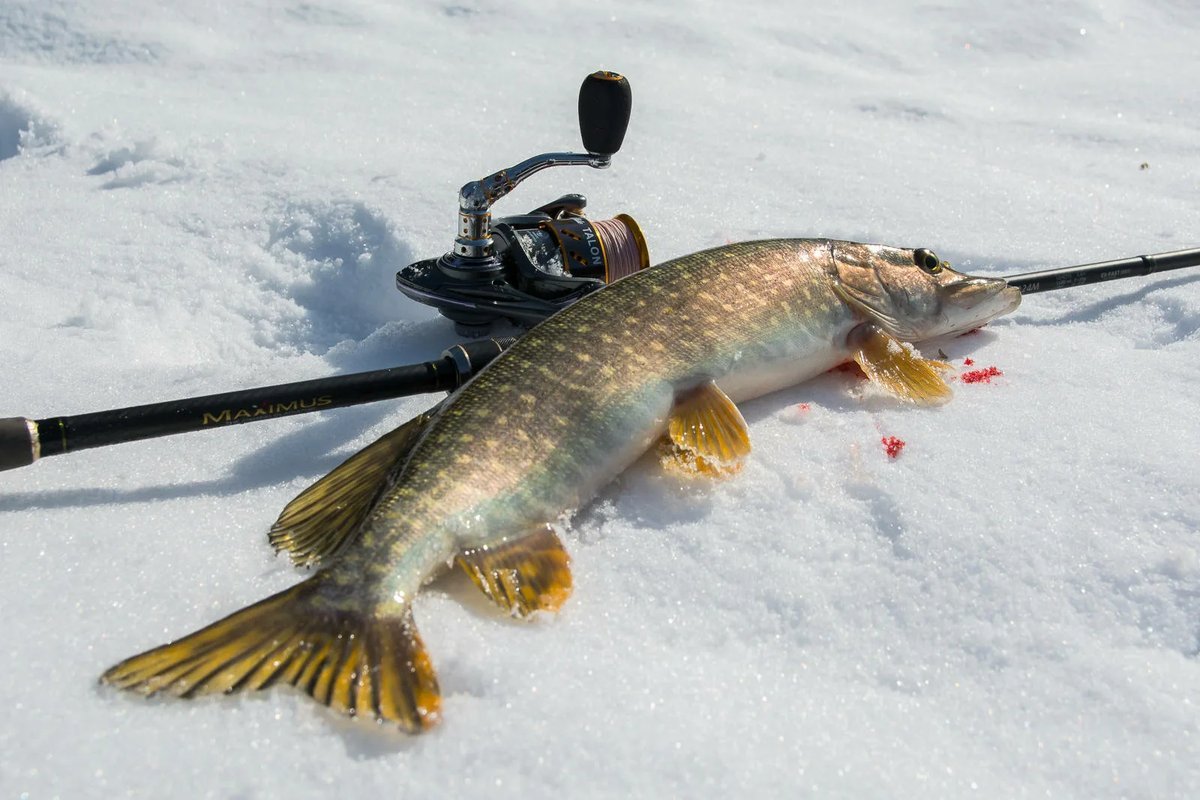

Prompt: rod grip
[{"left": 0, "top": 417, "right": 38, "bottom": 471}]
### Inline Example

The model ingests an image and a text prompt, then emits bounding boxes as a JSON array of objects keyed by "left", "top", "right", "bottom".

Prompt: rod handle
[
  {"left": 579, "top": 71, "right": 631, "bottom": 157},
  {"left": 0, "top": 338, "right": 517, "bottom": 471},
  {"left": 0, "top": 417, "right": 38, "bottom": 472}
]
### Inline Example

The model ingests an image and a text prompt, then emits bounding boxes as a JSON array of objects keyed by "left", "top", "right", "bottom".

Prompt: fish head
[{"left": 830, "top": 242, "right": 1021, "bottom": 340}]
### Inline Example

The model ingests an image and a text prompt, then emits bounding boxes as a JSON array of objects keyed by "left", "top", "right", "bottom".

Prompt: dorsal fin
[{"left": 268, "top": 407, "right": 438, "bottom": 567}]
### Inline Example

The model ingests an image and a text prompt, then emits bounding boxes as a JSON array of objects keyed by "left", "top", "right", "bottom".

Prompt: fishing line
[{"left": 592, "top": 215, "right": 646, "bottom": 283}]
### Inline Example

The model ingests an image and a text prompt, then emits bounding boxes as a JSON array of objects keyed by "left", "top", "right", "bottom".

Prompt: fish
[{"left": 101, "top": 239, "right": 1021, "bottom": 731}]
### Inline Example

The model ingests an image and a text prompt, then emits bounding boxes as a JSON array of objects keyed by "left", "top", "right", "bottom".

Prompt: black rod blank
[
  {"left": 0, "top": 338, "right": 512, "bottom": 472},
  {"left": 1004, "top": 248, "right": 1200, "bottom": 295}
]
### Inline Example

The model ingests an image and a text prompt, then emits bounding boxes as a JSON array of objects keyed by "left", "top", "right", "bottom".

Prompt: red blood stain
[
  {"left": 963, "top": 357, "right": 974, "bottom": 366},
  {"left": 881, "top": 436, "right": 905, "bottom": 458},
  {"left": 832, "top": 362, "right": 868, "bottom": 380},
  {"left": 961, "top": 365, "right": 1002, "bottom": 384},
  {"left": 962, "top": 328, "right": 983, "bottom": 336},
  {"left": 796, "top": 403, "right": 811, "bottom": 412}
]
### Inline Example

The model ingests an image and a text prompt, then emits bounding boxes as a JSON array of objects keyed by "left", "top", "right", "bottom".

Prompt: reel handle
[{"left": 579, "top": 71, "right": 631, "bottom": 158}]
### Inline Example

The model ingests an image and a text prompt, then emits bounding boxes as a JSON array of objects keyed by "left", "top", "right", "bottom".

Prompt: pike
[{"left": 101, "top": 239, "right": 1021, "bottom": 731}]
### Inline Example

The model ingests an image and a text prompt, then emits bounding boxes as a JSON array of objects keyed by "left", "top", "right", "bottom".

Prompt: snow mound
[
  {"left": 260, "top": 200, "right": 425, "bottom": 351},
  {"left": 0, "top": 91, "right": 59, "bottom": 160}
]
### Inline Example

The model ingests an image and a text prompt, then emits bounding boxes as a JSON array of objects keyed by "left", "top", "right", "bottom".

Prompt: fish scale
[
  {"left": 101, "top": 237, "right": 1020, "bottom": 732},
  {"left": 351, "top": 239, "right": 852, "bottom": 589}
]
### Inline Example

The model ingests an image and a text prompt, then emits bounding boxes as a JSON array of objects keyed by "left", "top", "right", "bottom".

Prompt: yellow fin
[
  {"left": 659, "top": 380, "right": 751, "bottom": 477},
  {"left": 456, "top": 525, "right": 573, "bottom": 618},
  {"left": 100, "top": 576, "right": 441, "bottom": 732},
  {"left": 850, "top": 325, "right": 952, "bottom": 406},
  {"left": 269, "top": 408, "right": 438, "bottom": 567}
]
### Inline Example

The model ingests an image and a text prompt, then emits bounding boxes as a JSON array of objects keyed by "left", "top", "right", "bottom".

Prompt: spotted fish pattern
[{"left": 101, "top": 239, "right": 1020, "bottom": 731}]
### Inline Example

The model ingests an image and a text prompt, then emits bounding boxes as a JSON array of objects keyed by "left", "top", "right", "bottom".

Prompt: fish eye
[{"left": 913, "top": 248, "right": 943, "bottom": 273}]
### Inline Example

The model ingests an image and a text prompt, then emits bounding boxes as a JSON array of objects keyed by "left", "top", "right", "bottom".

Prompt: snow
[{"left": 2, "top": 1, "right": 1198, "bottom": 796}]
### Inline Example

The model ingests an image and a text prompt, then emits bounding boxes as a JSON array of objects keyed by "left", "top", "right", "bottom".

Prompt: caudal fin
[{"left": 100, "top": 577, "right": 440, "bottom": 732}]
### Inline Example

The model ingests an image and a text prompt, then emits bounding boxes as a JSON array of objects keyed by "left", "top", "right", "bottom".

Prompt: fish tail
[{"left": 100, "top": 576, "right": 440, "bottom": 732}]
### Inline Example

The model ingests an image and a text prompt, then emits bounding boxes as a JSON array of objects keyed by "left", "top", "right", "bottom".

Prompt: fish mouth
[{"left": 939, "top": 277, "right": 1022, "bottom": 333}]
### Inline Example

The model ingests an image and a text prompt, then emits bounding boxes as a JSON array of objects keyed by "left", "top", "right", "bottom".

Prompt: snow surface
[{"left": 2, "top": 1, "right": 1199, "bottom": 797}]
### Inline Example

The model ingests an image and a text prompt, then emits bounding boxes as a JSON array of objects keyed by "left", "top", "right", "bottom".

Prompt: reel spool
[{"left": 396, "top": 71, "right": 648, "bottom": 336}]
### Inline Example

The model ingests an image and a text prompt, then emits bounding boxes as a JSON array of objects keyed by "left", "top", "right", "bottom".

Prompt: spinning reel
[{"left": 395, "top": 71, "right": 648, "bottom": 336}]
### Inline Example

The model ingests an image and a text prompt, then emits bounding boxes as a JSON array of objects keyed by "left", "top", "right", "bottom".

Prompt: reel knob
[{"left": 578, "top": 71, "right": 632, "bottom": 158}]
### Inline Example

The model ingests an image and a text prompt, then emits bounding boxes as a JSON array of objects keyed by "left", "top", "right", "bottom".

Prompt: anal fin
[
  {"left": 850, "top": 325, "right": 952, "bottom": 406},
  {"left": 456, "top": 525, "right": 573, "bottom": 618},
  {"left": 659, "top": 380, "right": 751, "bottom": 477},
  {"left": 269, "top": 407, "right": 438, "bottom": 567}
]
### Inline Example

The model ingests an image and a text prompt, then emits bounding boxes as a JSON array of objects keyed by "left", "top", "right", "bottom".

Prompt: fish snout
[{"left": 939, "top": 277, "right": 1022, "bottom": 332}]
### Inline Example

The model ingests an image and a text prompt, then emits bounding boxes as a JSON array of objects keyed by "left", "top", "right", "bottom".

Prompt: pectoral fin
[
  {"left": 659, "top": 380, "right": 751, "bottom": 477},
  {"left": 457, "top": 525, "right": 573, "bottom": 618},
  {"left": 849, "top": 325, "right": 952, "bottom": 405},
  {"left": 269, "top": 406, "right": 439, "bottom": 567}
]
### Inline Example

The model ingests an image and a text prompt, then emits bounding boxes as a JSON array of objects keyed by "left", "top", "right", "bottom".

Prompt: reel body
[
  {"left": 395, "top": 71, "right": 645, "bottom": 336},
  {"left": 396, "top": 195, "right": 648, "bottom": 334}
]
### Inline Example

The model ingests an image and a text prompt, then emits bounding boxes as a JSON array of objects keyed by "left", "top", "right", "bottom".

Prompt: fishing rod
[
  {"left": 0, "top": 339, "right": 513, "bottom": 472},
  {"left": 4, "top": 244, "right": 1198, "bottom": 473},
  {"left": 3, "top": 69, "right": 1198, "bottom": 473}
]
